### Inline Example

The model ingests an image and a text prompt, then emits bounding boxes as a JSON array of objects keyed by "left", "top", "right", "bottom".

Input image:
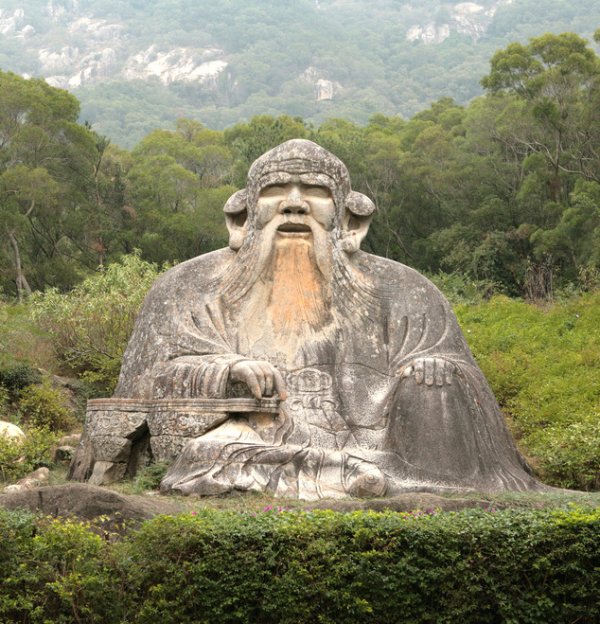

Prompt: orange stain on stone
[{"left": 268, "top": 236, "right": 329, "bottom": 337}]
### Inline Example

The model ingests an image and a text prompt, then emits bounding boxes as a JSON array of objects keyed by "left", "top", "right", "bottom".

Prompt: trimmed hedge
[{"left": 1, "top": 507, "right": 598, "bottom": 623}]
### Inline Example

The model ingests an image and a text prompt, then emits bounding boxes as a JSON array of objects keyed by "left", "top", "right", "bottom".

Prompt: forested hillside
[
  {"left": 0, "top": 0, "right": 599, "bottom": 146},
  {"left": 2, "top": 30, "right": 600, "bottom": 300}
]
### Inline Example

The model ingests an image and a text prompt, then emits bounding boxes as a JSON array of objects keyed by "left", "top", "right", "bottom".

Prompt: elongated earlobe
[
  {"left": 341, "top": 192, "right": 374, "bottom": 253},
  {"left": 340, "top": 217, "right": 371, "bottom": 253},
  {"left": 224, "top": 190, "right": 249, "bottom": 250},
  {"left": 226, "top": 211, "right": 248, "bottom": 250}
]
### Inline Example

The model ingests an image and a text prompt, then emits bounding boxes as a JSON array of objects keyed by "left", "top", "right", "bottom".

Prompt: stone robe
[{"left": 113, "top": 245, "right": 538, "bottom": 499}]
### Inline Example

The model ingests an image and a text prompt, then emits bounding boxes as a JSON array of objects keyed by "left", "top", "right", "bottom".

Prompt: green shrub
[
  {"left": 529, "top": 419, "right": 600, "bottom": 490},
  {"left": 0, "top": 508, "right": 598, "bottom": 623},
  {"left": 0, "top": 301, "right": 56, "bottom": 374},
  {"left": 18, "top": 380, "right": 76, "bottom": 432},
  {"left": 429, "top": 271, "right": 495, "bottom": 305},
  {"left": 31, "top": 253, "right": 163, "bottom": 395},
  {"left": 457, "top": 290, "right": 600, "bottom": 489},
  {"left": 131, "top": 461, "right": 169, "bottom": 491},
  {"left": 0, "top": 512, "right": 120, "bottom": 624},
  {"left": 0, "top": 363, "right": 41, "bottom": 396},
  {"left": 0, "top": 385, "right": 10, "bottom": 414},
  {"left": 0, "top": 436, "right": 24, "bottom": 482},
  {"left": 0, "top": 427, "right": 59, "bottom": 482}
]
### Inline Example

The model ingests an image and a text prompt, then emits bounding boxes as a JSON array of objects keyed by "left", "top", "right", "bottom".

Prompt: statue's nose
[{"left": 279, "top": 187, "right": 309, "bottom": 215}]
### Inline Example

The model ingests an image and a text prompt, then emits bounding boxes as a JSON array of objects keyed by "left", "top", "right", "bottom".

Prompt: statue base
[{"left": 69, "top": 397, "right": 281, "bottom": 485}]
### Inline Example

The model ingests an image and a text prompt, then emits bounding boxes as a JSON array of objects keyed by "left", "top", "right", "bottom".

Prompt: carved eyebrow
[{"left": 259, "top": 183, "right": 288, "bottom": 194}]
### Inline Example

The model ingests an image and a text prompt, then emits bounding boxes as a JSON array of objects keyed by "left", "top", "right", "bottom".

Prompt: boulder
[
  {"left": 0, "top": 420, "right": 25, "bottom": 441},
  {"left": 0, "top": 483, "right": 186, "bottom": 526},
  {"left": 4, "top": 466, "right": 49, "bottom": 493}
]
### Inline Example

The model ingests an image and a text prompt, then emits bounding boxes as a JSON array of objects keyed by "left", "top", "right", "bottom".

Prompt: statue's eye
[
  {"left": 259, "top": 185, "right": 287, "bottom": 198},
  {"left": 304, "top": 185, "right": 331, "bottom": 199}
]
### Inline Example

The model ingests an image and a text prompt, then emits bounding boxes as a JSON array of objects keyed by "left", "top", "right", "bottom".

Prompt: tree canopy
[{"left": 1, "top": 31, "right": 600, "bottom": 299}]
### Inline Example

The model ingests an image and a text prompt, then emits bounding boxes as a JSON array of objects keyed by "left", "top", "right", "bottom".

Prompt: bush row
[{"left": 1, "top": 507, "right": 598, "bottom": 623}]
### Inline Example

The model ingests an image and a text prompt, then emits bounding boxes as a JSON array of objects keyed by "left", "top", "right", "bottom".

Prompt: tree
[
  {"left": 0, "top": 71, "right": 100, "bottom": 297},
  {"left": 125, "top": 121, "right": 232, "bottom": 263},
  {"left": 481, "top": 33, "right": 600, "bottom": 200},
  {"left": 224, "top": 115, "right": 309, "bottom": 184}
]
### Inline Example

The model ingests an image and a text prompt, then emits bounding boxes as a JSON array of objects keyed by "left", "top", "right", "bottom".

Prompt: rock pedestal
[{"left": 70, "top": 397, "right": 280, "bottom": 485}]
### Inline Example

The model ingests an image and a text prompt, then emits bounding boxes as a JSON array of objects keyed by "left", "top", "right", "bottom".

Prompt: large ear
[
  {"left": 223, "top": 190, "right": 248, "bottom": 251},
  {"left": 340, "top": 191, "right": 375, "bottom": 254}
]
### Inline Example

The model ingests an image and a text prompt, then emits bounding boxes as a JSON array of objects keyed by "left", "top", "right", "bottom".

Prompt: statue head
[{"left": 224, "top": 139, "right": 375, "bottom": 253}]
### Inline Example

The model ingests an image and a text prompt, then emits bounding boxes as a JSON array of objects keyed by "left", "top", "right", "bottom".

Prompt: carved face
[
  {"left": 255, "top": 181, "right": 336, "bottom": 236},
  {"left": 224, "top": 139, "right": 375, "bottom": 253}
]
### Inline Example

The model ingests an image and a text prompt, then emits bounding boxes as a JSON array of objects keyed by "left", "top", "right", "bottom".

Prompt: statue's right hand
[{"left": 230, "top": 360, "right": 288, "bottom": 401}]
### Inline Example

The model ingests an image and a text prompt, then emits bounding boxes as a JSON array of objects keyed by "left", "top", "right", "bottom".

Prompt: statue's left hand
[{"left": 399, "top": 357, "right": 456, "bottom": 386}]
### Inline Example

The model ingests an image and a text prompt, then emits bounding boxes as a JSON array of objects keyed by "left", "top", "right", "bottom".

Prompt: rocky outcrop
[
  {"left": 406, "top": 0, "right": 512, "bottom": 44},
  {"left": 68, "top": 17, "right": 124, "bottom": 41},
  {"left": 452, "top": 2, "right": 496, "bottom": 40},
  {"left": 4, "top": 467, "right": 50, "bottom": 493},
  {"left": 0, "top": 483, "right": 187, "bottom": 525},
  {"left": 39, "top": 46, "right": 79, "bottom": 74},
  {"left": 0, "top": 8, "right": 35, "bottom": 38},
  {"left": 5, "top": 4, "right": 228, "bottom": 90},
  {"left": 406, "top": 24, "right": 451, "bottom": 44},
  {"left": 301, "top": 66, "right": 342, "bottom": 101},
  {"left": 123, "top": 46, "right": 227, "bottom": 86}
]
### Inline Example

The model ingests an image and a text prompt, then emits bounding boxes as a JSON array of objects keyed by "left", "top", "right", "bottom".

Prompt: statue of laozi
[{"left": 70, "top": 139, "right": 542, "bottom": 500}]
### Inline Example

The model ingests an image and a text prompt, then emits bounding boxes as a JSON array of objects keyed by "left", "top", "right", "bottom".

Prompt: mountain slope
[{"left": 1, "top": 0, "right": 599, "bottom": 146}]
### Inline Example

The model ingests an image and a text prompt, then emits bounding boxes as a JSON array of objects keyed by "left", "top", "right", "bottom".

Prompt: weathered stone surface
[
  {"left": 149, "top": 435, "right": 190, "bottom": 462},
  {"left": 0, "top": 483, "right": 188, "bottom": 528},
  {"left": 147, "top": 410, "right": 228, "bottom": 437},
  {"left": 89, "top": 460, "right": 127, "bottom": 485},
  {"left": 85, "top": 406, "right": 147, "bottom": 438},
  {"left": 4, "top": 467, "right": 50, "bottom": 493},
  {"left": 0, "top": 420, "right": 25, "bottom": 441},
  {"left": 91, "top": 435, "right": 132, "bottom": 462},
  {"left": 72, "top": 138, "right": 544, "bottom": 500}
]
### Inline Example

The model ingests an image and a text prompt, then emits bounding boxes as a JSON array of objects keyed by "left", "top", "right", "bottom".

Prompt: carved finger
[
  {"left": 414, "top": 359, "right": 424, "bottom": 385},
  {"left": 249, "top": 362, "right": 266, "bottom": 397},
  {"left": 259, "top": 362, "right": 274, "bottom": 396},
  {"left": 445, "top": 361, "right": 455, "bottom": 385},
  {"left": 435, "top": 359, "right": 445, "bottom": 387},
  {"left": 400, "top": 365, "right": 413, "bottom": 379},
  {"left": 243, "top": 368, "right": 262, "bottom": 400},
  {"left": 272, "top": 367, "right": 288, "bottom": 401},
  {"left": 424, "top": 358, "right": 435, "bottom": 386}
]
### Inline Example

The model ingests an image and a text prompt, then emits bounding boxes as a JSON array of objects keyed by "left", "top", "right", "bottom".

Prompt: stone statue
[{"left": 70, "top": 139, "right": 542, "bottom": 499}]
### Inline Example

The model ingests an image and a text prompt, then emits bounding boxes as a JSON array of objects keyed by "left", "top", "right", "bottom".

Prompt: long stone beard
[
  {"left": 267, "top": 233, "right": 332, "bottom": 338},
  {"left": 231, "top": 221, "right": 335, "bottom": 360}
]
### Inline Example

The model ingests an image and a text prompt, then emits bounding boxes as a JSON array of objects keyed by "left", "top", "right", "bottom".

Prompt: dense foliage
[
  {"left": 457, "top": 292, "right": 600, "bottom": 489},
  {"left": 0, "top": 506, "right": 598, "bottom": 623},
  {"left": 2, "top": 30, "right": 600, "bottom": 299},
  {"left": 31, "top": 252, "right": 162, "bottom": 394},
  {"left": 0, "top": 427, "right": 58, "bottom": 482}
]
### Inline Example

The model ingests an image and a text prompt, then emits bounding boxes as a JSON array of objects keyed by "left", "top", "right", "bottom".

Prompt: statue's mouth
[{"left": 277, "top": 222, "right": 312, "bottom": 235}]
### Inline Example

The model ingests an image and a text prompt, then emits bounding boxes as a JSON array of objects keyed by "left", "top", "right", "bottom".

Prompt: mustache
[{"left": 219, "top": 216, "right": 345, "bottom": 305}]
